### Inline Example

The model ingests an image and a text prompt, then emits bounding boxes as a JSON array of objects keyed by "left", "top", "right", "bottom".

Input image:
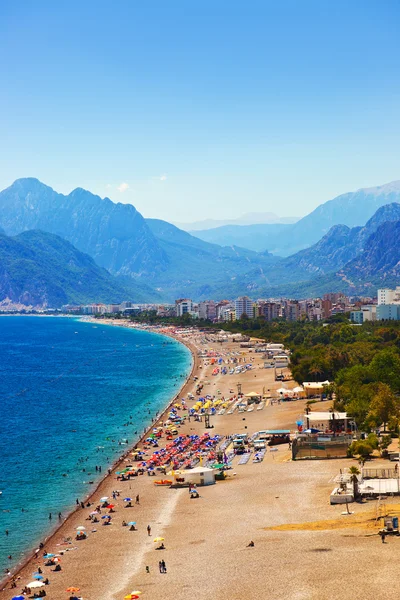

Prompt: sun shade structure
[{"left": 27, "top": 581, "right": 45, "bottom": 588}]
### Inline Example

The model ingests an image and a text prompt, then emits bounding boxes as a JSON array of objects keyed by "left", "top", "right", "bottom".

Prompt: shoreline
[{"left": 0, "top": 318, "right": 197, "bottom": 592}]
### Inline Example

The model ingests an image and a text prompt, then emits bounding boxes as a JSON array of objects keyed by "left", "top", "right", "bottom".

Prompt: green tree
[
  {"left": 368, "top": 383, "right": 400, "bottom": 432},
  {"left": 348, "top": 440, "right": 374, "bottom": 460}
]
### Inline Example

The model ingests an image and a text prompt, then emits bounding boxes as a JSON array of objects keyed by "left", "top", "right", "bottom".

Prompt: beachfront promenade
[{"left": 2, "top": 325, "right": 400, "bottom": 600}]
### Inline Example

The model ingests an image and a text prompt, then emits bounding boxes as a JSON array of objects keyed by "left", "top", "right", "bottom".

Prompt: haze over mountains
[
  {"left": 175, "top": 212, "right": 298, "bottom": 231},
  {"left": 1, "top": 177, "right": 400, "bottom": 306},
  {"left": 193, "top": 181, "right": 400, "bottom": 256}
]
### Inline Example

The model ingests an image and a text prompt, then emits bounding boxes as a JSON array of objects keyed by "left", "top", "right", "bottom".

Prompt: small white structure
[
  {"left": 304, "top": 411, "right": 349, "bottom": 432},
  {"left": 330, "top": 487, "right": 354, "bottom": 504},
  {"left": 302, "top": 380, "right": 330, "bottom": 397},
  {"left": 170, "top": 466, "right": 216, "bottom": 487}
]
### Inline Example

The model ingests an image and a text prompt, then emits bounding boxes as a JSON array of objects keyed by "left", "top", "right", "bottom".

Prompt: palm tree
[
  {"left": 348, "top": 466, "right": 360, "bottom": 500},
  {"left": 309, "top": 363, "right": 323, "bottom": 382}
]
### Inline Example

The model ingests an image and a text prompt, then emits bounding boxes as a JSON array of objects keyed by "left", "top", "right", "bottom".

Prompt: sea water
[{"left": 0, "top": 316, "right": 192, "bottom": 574}]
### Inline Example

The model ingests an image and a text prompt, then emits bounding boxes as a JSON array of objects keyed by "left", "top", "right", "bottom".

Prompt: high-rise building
[
  {"left": 258, "top": 301, "right": 279, "bottom": 321},
  {"left": 175, "top": 299, "right": 193, "bottom": 316},
  {"left": 234, "top": 296, "right": 253, "bottom": 319},
  {"left": 285, "top": 301, "right": 301, "bottom": 321}
]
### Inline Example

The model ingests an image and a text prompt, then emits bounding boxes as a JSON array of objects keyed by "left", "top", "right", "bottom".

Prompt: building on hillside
[{"left": 234, "top": 296, "right": 253, "bottom": 319}]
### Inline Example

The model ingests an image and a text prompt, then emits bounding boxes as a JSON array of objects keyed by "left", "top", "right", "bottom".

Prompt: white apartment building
[
  {"left": 234, "top": 296, "right": 253, "bottom": 319},
  {"left": 175, "top": 299, "right": 193, "bottom": 317},
  {"left": 378, "top": 287, "right": 400, "bottom": 305}
]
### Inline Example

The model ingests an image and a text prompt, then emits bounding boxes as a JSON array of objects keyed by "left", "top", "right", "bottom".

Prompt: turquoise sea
[{"left": 0, "top": 316, "right": 192, "bottom": 574}]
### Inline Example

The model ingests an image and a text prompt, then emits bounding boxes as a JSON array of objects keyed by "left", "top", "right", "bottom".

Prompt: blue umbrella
[
  {"left": 12, "top": 596, "right": 25, "bottom": 600},
  {"left": 128, "top": 521, "right": 136, "bottom": 525},
  {"left": 34, "top": 574, "right": 43, "bottom": 580},
  {"left": 101, "top": 515, "right": 111, "bottom": 519},
  {"left": 43, "top": 553, "right": 54, "bottom": 558},
  {"left": 124, "top": 498, "right": 132, "bottom": 501}
]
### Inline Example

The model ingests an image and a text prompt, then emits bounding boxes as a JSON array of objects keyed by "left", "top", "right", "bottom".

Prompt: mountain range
[
  {"left": 193, "top": 181, "right": 400, "bottom": 256},
  {"left": 1, "top": 177, "right": 400, "bottom": 306}
]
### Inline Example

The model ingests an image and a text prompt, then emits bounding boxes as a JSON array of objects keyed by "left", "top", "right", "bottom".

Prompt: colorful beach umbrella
[
  {"left": 76, "top": 526, "right": 86, "bottom": 531},
  {"left": 12, "top": 596, "right": 25, "bottom": 600},
  {"left": 153, "top": 537, "right": 164, "bottom": 542},
  {"left": 66, "top": 587, "right": 81, "bottom": 593}
]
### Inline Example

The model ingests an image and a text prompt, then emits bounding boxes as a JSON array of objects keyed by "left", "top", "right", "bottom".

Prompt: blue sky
[{"left": 1, "top": 0, "right": 400, "bottom": 222}]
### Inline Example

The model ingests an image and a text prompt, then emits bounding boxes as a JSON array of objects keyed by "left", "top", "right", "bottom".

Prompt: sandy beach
[{"left": 2, "top": 321, "right": 399, "bottom": 600}]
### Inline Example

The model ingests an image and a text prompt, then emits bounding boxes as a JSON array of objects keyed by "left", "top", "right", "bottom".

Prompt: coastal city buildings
[
  {"left": 350, "top": 287, "right": 400, "bottom": 323},
  {"left": 33, "top": 288, "right": 400, "bottom": 324}
]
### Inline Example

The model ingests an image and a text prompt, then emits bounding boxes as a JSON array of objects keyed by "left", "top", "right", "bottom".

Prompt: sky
[{"left": 1, "top": 0, "right": 400, "bottom": 222}]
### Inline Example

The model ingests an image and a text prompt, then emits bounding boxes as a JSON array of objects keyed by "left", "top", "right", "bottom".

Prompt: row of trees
[{"left": 218, "top": 317, "right": 400, "bottom": 433}]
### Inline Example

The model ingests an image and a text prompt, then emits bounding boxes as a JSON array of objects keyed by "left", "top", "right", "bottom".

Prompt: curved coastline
[{"left": 0, "top": 319, "right": 197, "bottom": 593}]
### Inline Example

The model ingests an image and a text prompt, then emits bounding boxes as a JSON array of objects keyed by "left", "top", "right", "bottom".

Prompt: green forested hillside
[{"left": 0, "top": 230, "right": 157, "bottom": 307}]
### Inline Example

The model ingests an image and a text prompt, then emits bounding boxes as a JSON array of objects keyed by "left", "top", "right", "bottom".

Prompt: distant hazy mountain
[
  {"left": 175, "top": 212, "right": 298, "bottom": 231},
  {"left": 0, "top": 230, "right": 155, "bottom": 307},
  {"left": 192, "top": 181, "right": 400, "bottom": 256},
  {"left": 146, "top": 218, "right": 279, "bottom": 298},
  {"left": 189, "top": 223, "right": 291, "bottom": 252},
  {"left": 279, "top": 202, "right": 400, "bottom": 278}
]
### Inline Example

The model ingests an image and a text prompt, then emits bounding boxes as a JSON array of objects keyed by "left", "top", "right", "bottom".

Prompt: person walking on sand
[
  {"left": 161, "top": 559, "right": 167, "bottom": 573},
  {"left": 159, "top": 560, "right": 163, "bottom": 573},
  {"left": 147, "top": 524, "right": 151, "bottom": 536},
  {"left": 380, "top": 531, "right": 387, "bottom": 543},
  {"left": 136, "top": 494, "right": 140, "bottom": 504}
]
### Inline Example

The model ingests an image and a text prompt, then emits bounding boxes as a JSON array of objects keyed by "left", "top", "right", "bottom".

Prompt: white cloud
[
  {"left": 106, "top": 184, "right": 112, "bottom": 189},
  {"left": 117, "top": 182, "right": 129, "bottom": 193},
  {"left": 159, "top": 174, "right": 167, "bottom": 181}
]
